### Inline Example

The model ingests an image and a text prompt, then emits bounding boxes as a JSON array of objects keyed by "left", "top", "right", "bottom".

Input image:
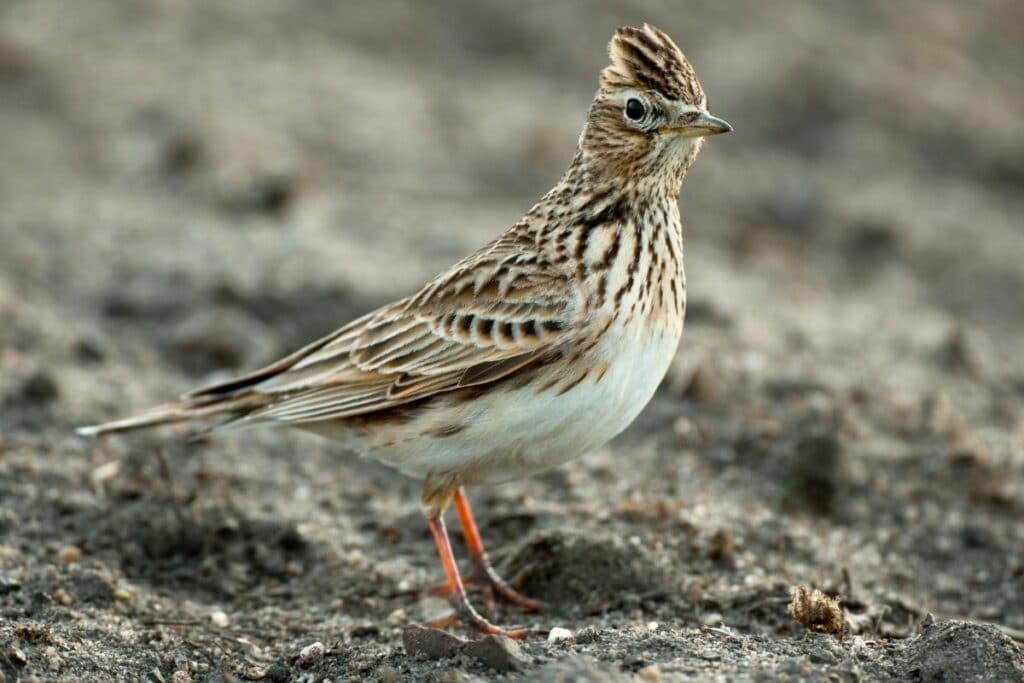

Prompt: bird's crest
[{"left": 601, "top": 24, "right": 705, "bottom": 106}]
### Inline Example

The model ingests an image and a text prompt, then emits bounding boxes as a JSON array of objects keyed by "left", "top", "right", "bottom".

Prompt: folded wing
[{"left": 186, "top": 232, "right": 577, "bottom": 426}]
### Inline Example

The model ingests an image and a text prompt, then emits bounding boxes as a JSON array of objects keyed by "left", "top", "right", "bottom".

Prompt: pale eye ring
[{"left": 624, "top": 97, "right": 647, "bottom": 122}]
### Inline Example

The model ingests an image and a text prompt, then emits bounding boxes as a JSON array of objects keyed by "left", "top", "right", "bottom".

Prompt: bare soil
[{"left": 1, "top": 1, "right": 1023, "bottom": 681}]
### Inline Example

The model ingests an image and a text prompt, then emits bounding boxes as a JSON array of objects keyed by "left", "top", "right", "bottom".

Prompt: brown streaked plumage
[{"left": 78, "top": 24, "right": 731, "bottom": 638}]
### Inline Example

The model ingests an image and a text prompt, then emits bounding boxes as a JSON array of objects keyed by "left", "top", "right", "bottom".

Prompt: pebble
[
  {"left": 403, "top": 625, "right": 463, "bottom": 660},
  {"left": 462, "top": 636, "right": 525, "bottom": 672},
  {"left": 0, "top": 574, "right": 22, "bottom": 595},
  {"left": 210, "top": 610, "right": 230, "bottom": 629},
  {"left": 57, "top": 546, "right": 82, "bottom": 564},
  {"left": 385, "top": 608, "right": 407, "bottom": 625},
  {"left": 547, "top": 627, "right": 574, "bottom": 642},
  {"left": 298, "top": 641, "right": 325, "bottom": 667},
  {"left": 403, "top": 624, "right": 526, "bottom": 671},
  {"left": 701, "top": 612, "right": 724, "bottom": 626},
  {"left": 638, "top": 664, "right": 662, "bottom": 683},
  {"left": 672, "top": 416, "right": 695, "bottom": 437}
]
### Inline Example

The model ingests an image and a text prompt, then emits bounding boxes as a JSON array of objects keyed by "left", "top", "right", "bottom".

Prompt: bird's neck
[
  {"left": 560, "top": 140, "right": 703, "bottom": 204},
  {"left": 529, "top": 154, "right": 687, "bottom": 325}
]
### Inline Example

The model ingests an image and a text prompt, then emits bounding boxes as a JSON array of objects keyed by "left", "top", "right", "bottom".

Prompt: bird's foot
[
  {"left": 425, "top": 601, "right": 546, "bottom": 640},
  {"left": 424, "top": 561, "right": 540, "bottom": 614}
]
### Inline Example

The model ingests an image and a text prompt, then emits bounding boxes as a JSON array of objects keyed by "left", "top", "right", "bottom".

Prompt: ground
[{"left": 1, "top": 1, "right": 1023, "bottom": 681}]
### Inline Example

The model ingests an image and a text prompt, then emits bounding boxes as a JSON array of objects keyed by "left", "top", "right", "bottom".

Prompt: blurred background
[{"left": 1, "top": 1, "right": 1022, "bottom": 679}]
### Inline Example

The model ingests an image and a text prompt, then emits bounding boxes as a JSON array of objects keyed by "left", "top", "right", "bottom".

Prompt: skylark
[{"left": 80, "top": 24, "right": 731, "bottom": 638}]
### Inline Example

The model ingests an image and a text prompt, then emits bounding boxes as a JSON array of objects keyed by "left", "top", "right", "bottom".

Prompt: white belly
[{"left": 341, "top": 318, "right": 683, "bottom": 484}]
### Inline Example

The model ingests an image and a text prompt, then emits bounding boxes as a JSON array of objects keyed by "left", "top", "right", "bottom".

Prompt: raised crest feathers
[{"left": 601, "top": 23, "right": 705, "bottom": 105}]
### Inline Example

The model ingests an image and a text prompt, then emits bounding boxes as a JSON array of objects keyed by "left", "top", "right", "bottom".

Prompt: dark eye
[{"left": 625, "top": 97, "right": 646, "bottom": 121}]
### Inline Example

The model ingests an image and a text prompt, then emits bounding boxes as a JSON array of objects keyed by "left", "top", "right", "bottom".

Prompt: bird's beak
[{"left": 664, "top": 111, "right": 733, "bottom": 138}]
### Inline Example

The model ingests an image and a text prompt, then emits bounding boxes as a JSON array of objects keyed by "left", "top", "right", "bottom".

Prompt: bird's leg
[
  {"left": 422, "top": 488, "right": 540, "bottom": 613},
  {"left": 451, "top": 488, "right": 541, "bottom": 612},
  {"left": 425, "top": 512, "right": 530, "bottom": 639}
]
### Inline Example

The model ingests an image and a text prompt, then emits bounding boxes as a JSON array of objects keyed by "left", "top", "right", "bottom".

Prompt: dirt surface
[{"left": 2, "top": 1, "right": 1023, "bottom": 680}]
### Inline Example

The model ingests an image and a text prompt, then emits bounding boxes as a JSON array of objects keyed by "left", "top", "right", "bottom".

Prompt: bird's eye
[{"left": 625, "top": 97, "right": 646, "bottom": 122}]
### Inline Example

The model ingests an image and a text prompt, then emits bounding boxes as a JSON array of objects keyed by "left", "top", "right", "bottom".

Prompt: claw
[
  {"left": 472, "top": 558, "right": 541, "bottom": 612},
  {"left": 421, "top": 560, "right": 541, "bottom": 613},
  {"left": 425, "top": 608, "right": 539, "bottom": 640}
]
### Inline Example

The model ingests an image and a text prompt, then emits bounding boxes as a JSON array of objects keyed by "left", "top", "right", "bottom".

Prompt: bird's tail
[{"left": 76, "top": 394, "right": 259, "bottom": 437}]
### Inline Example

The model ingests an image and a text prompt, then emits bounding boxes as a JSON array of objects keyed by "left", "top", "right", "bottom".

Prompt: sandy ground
[{"left": 1, "top": 1, "right": 1023, "bottom": 680}]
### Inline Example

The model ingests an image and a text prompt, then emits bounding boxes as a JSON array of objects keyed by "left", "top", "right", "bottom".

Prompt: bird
[{"left": 78, "top": 23, "right": 731, "bottom": 638}]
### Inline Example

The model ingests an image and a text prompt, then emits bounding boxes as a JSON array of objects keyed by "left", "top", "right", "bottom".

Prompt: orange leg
[
  {"left": 426, "top": 512, "right": 531, "bottom": 638},
  {"left": 451, "top": 488, "right": 541, "bottom": 612}
]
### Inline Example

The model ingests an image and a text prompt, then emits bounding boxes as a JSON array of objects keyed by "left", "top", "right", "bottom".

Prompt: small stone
[
  {"left": 701, "top": 612, "right": 723, "bottom": 627},
  {"left": 638, "top": 664, "right": 662, "bottom": 683},
  {"left": 298, "top": 641, "right": 325, "bottom": 668},
  {"left": 210, "top": 609, "right": 230, "bottom": 629},
  {"left": 403, "top": 625, "right": 525, "bottom": 671},
  {"left": 67, "top": 570, "right": 115, "bottom": 605},
  {"left": 0, "top": 574, "right": 22, "bottom": 595},
  {"left": 43, "top": 647, "right": 61, "bottom": 670},
  {"left": 403, "top": 624, "right": 464, "bottom": 661},
  {"left": 462, "top": 635, "right": 525, "bottom": 672},
  {"left": 113, "top": 586, "right": 134, "bottom": 601},
  {"left": 57, "top": 546, "right": 82, "bottom": 563},
  {"left": 52, "top": 588, "right": 73, "bottom": 606},
  {"left": 385, "top": 608, "right": 407, "bottom": 626},
  {"left": 546, "top": 627, "right": 574, "bottom": 642},
  {"left": 672, "top": 416, "right": 694, "bottom": 437},
  {"left": 905, "top": 620, "right": 1024, "bottom": 682},
  {"left": 171, "top": 671, "right": 193, "bottom": 683}
]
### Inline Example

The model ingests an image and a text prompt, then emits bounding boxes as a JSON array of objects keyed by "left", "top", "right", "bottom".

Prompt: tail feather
[{"left": 76, "top": 395, "right": 260, "bottom": 437}]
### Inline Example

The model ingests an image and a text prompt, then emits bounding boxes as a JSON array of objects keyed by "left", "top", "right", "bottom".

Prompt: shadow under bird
[{"left": 79, "top": 23, "right": 731, "bottom": 638}]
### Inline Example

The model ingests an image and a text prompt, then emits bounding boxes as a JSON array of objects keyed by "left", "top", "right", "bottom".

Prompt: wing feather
[{"left": 211, "top": 234, "right": 579, "bottom": 425}]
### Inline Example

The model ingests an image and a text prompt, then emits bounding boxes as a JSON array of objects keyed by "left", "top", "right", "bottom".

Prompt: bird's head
[{"left": 578, "top": 24, "right": 731, "bottom": 190}]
